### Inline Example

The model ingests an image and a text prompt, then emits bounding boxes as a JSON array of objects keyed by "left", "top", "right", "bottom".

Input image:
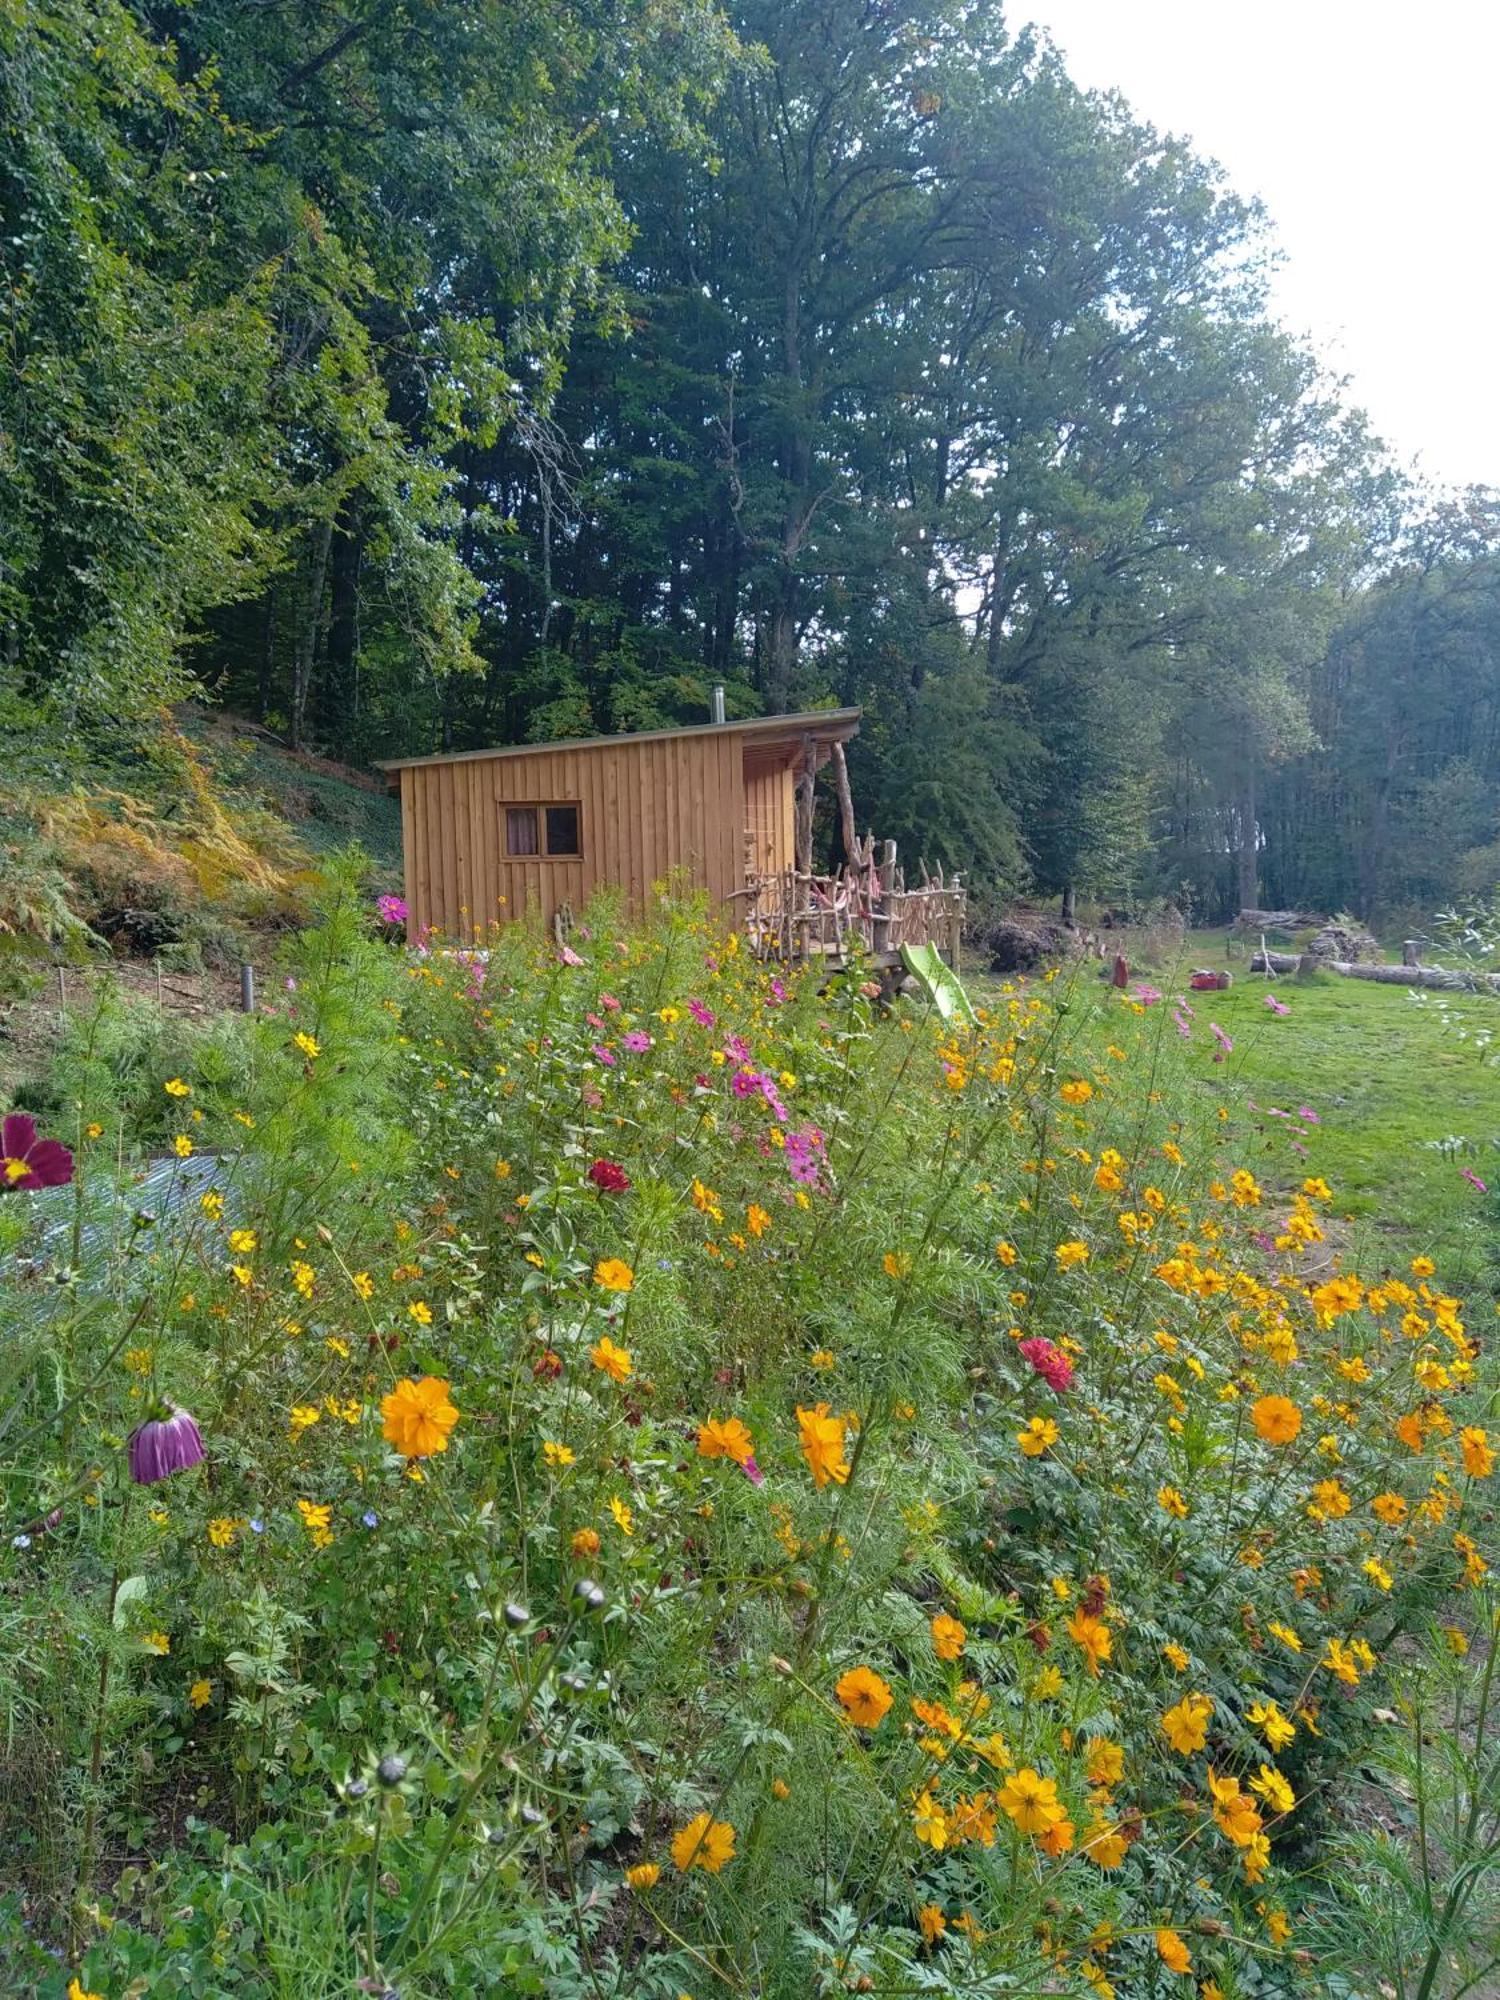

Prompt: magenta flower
[
  {"left": 1132, "top": 983, "right": 1162, "bottom": 1006},
  {"left": 128, "top": 1406, "right": 205, "bottom": 1485},
  {"left": 742, "top": 1454, "right": 764, "bottom": 1487},
  {"left": 769, "top": 978, "right": 787, "bottom": 1004},
  {"left": 621, "top": 1030, "right": 653, "bottom": 1054},
  {"left": 722, "top": 1033, "right": 753, "bottom": 1065},
  {"left": 598, "top": 992, "right": 621, "bottom": 1012},
  {"left": 558, "top": 943, "right": 583, "bottom": 967},
  {"left": 1298, "top": 1106, "right": 1320, "bottom": 1125},
  {"left": 376, "top": 894, "right": 408, "bottom": 926},
  {"left": 688, "top": 999, "right": 716, "bottom": 1028},
  {"left": 1462, "top": 1167, "right": 1488, "bottom": 1193},
  {"left": 1019, "top": 1335, "right": 1074, "bottom": 1393},
  {"left": 0, "top": 1114, "right": 73, "bottom": 1191},
  {"left": 1210, "top": 1022, "right": 1233, "bottom": 1063},
  {"left": 1171, "top": 1009, "right": 1192, "bottom": 1039},
  {"left": 591, "top": 1044, "right": 616, "bottom": 1068},
  {"left": 1264, "top": 993, "right": 1290, "bottom": 1016}
]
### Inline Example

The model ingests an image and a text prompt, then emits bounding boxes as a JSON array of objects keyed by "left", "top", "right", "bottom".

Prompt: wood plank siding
[{"left": 382, "top": 711, "right": 859, "bottom": 941}]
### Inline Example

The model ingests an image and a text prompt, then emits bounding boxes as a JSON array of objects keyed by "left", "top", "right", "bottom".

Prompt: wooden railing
[{"left": 737, "top": 834, "right": 965, "bottom": 966}]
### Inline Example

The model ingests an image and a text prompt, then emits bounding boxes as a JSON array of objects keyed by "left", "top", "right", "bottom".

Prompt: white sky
[{"left": 1018, "top": 0, "right": 1500, "bottom": 493}]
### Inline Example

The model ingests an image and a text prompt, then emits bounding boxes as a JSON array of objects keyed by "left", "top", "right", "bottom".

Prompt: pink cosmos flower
[
  {"left": 1132, "top": 983, "right": 1162, "bottom": 1006},
  {"left": 1172, "top": 1009, "right": 1192, "bottom": 1039},
  {"left": 0, "top": 1114, "right": 73, "bottom": 1191},
  {"left": 621, "top": 1030, "right": 652, "bottom": 1054},
  {"left": 1264, "top": 993, "right": 1290, "bottom": 1015},
  {"left": 1019, "top": 1336, "right": 1074, "bottom": 1393},
  {"left": 1462, "top": 1168, "right": 1488, "bottom": 1192},
  {"left": 592, "top": 1044, "right": 616, "bottom": 1068},
  {"left": 688, "top": 999, "right": 716, "bottom": 1028},
  {"left": 1210, "top": 1022, "right": 1233, "bottom": 1063},
  {"left": 722, "top": 1034, "right": 753, "bottom": 1065},
  {"left": 128, "top": 1405, "right": 205, "bottom": 1484},
  {"left": 558, "top": 943, "right": 583, "bottom": 967},
  {"left": 376, "top": 894, "right": 408, "bottom": 926},
  {"left": 599, "top": 992, "right": 622, "bottom": 1012}
]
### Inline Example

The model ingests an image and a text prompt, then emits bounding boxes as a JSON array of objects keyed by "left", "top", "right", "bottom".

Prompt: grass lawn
[{"left": 1068, "top": 934, "right": 1500, "bottom": 1285}]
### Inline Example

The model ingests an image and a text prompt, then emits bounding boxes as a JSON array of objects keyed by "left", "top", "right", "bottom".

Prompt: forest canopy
[{"left": 5, "top": 0, "right": 1498, "bottom": 925}]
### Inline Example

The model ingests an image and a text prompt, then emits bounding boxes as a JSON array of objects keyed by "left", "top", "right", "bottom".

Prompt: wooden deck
[{"left": 738, "top": 834, "right": 965, "bottom": 968}]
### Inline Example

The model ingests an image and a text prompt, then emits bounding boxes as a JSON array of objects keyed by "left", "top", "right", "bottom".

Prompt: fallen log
[{"left": 1251, "top": 950, "right": 1500, "bottom": 995}]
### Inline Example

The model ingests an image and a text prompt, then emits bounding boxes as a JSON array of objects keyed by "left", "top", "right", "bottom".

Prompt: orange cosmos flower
[
  {"left": 796, "top": 1403, "right": 850, "bottom": 1487},
  {"left": 1250, "top": 1394, "right": 1302, "bottom": 1445},
  {"left": 930, "top": 1612, "right": 966, "bottom": 1661},
  {"left": 835, "top": 1665, "right": 893, "bottom": 1727},
  {"left": 697, "top": 1415, "right": 756, "bottom": 1466}
]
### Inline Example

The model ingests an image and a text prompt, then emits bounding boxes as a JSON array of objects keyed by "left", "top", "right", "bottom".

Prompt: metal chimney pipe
[{"left": 711, "top": 683, "right": 726, "bottom": 725}]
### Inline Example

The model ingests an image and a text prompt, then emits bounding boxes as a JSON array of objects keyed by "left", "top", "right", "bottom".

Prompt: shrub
[{"left": 0, "top": 890, "right": 1494, "bottom": 1996}]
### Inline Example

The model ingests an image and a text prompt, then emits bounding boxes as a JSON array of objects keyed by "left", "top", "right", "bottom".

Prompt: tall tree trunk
[
  {"left": 257, "top": 590, "right": 276, "bottom": 725},
  {"left": 324, "top": 497, "right": 363, "bottom": 758},
  {"left": 290, "top": 515, "right": 333, "bottom": 751},
  {"left": 1235, "top": 745, "right": 1259, "bottom": 913}
]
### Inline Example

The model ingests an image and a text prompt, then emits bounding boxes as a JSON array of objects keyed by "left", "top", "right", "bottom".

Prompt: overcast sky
[{"left": 1018, "top": 0, "right": 1498, "bottom": 493}]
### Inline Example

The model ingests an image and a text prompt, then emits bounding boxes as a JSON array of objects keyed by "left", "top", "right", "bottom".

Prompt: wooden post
[
  {"left": 830, "top": 738, "right": 858, "bottom": 870},
  {"left": 1402, "top": 939, "right": 1421, "bottom": 967},
  {"left": 793, "top": 735, "right": 815, "bottom": 880},
  {"left": 872, "top": 839, "right": 897, "bottom": 954}
]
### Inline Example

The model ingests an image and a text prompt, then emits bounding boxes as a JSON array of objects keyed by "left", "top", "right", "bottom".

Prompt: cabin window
[
  {"left": 544, "top": 804, "right": 581, "bottom": 857},
  {"left": 505, "top": 802, "right": 582, "bottom": 859},
  {"left": 506, "top": 807, "right": 539, "bottom": 856}
]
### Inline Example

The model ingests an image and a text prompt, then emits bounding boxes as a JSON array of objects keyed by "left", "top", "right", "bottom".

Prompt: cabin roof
[{"left": 373, "top": 707, "right": 861, "bottom": 776}]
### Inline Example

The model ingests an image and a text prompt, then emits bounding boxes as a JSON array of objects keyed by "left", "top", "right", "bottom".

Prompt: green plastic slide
[{"left": 900, "top": 941, "right": 980, "bottom": 1027}]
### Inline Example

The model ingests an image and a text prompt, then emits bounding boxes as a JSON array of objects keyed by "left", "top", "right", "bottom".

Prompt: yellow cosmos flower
[
  {"left": 164, "top": 1077, "right": 191, "bottom": 1097},
  {"left": 918, "top": 1904, "right": 946, "bottom": 1943},
  {"left": 293, "top": 1031, "right": 320, "bottom": 1059},
  {"left": 1155, "top": 1928, "right": 1192, "bottom": 1974},
  {"left": 626, "top": 1862, "right": 660, "bottom": 1890},
  {"left": 610, "top": 1495, "right": 634, "bottom": 1536},
  {"left": 670, "top": 1812, "right": 735, "bottom": 1872},
  {"left": 142, "top": 1631, "right": 171, "bottom": 1655},
  {"left": 997, "top": 1766, "right": 1065, "bottom": 1835},
  {"left": 1160, "top": 1692, "right": 1213, "bottom": 1754},
  {"left": 188, "top": 1678, "right": 212, "bottom": 1710},
  {"left": 543, "top": 1440, "right": 575, "bottom": 1469},
  {"left": 1017, "top": 1415, "right": 1059, "bottom": 1457},
  {"left": 380, "top": 1376, "right": 459, "bottom": 1458},
  {"left": 1054, "top": 1240, "right": 1090, "bottom": 1270},
  {"left": 594, "top": 1258, "right": 634, "bottom": 1291},
  {"left": 591, "top": 1335, "right": 632, "bottom": 1382},
  {"left": 1460, "top": 1426, "right": 1495, "bottom": 1477}
]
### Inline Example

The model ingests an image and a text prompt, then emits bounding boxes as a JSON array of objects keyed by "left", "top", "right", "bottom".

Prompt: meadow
[{"left": 1, "top": 877, "right": 1496, "bottom": 1998}]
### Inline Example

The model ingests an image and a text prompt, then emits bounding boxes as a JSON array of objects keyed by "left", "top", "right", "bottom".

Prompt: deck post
[{"left": 872, "top": 838, "right": 897, "bottom": 954}]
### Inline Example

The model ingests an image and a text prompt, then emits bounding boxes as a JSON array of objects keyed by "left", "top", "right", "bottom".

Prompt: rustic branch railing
[{"left": 737, "top": 830, "right": 965, "bottom": 966}]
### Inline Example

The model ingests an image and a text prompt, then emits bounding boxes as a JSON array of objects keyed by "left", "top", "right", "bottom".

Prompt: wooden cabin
[{"left": 377, "top": 709, "right": 863, "bottom": 942}]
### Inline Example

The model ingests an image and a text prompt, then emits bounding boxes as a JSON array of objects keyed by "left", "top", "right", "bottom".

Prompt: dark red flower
[
  {"left": 0, "top": 1113, "right": 73, "bottom": 1192},
  {"left": 1018, "top": 1335, "right": 1074, "bottom": 1394},
  {"left": 587, "top": 1159, "right": 630, "bottom": 1193}
]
